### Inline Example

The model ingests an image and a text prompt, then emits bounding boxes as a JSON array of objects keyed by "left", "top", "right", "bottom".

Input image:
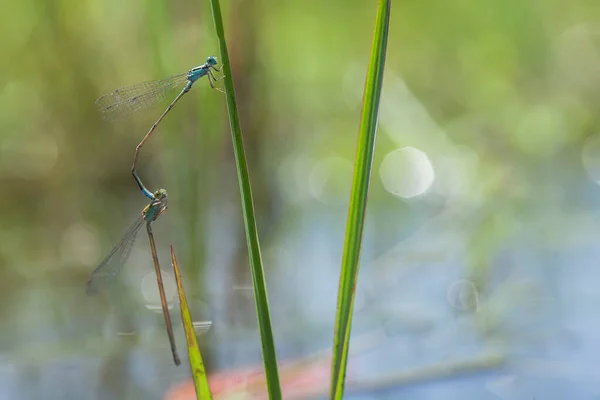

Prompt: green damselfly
[{"left": 86, "top": 189, "right": 181, "bottom": 365}]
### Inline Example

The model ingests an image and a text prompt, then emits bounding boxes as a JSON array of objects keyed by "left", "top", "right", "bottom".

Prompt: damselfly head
[
  {"left": 206, "top": 56, "right": 218, "bottom": 66},
  {"left": 145, "top": 189, "right": 168, "bottom": 221},
  {"left": 152, "top": 189, "right": 168, "bottom": 210},
  {"left": 154, "top": 189, "right": 168, "bottom": 200}
]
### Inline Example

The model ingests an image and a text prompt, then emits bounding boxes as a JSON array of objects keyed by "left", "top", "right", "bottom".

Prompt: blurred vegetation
[{"left": 2, "top": 0, "right": 600, "bottom": 398}]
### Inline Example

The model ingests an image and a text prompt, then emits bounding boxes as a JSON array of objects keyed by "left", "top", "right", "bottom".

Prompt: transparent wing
[
  {"left": 86, "top": 216, "right": 145, "bottom": 295},
  {"left": 95, "top": 73, "right": 189, "bottom": 120}
]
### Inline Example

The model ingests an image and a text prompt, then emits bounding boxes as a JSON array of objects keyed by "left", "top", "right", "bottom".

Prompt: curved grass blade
[
  {"left": 208, "top": 1, "right": 282, "bottom": 398},
  {"left": 329, "top": 0, "right": 391, "bottom": 399},
  {"left": 170, "top": 245, "right": 212, "bottom": 399}
]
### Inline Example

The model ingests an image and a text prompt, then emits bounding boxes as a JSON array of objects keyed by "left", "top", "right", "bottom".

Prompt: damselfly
[
  {"left": 95, "top": 56, "right": 224, "bottom": 199},
  {"left": 86, "top": 189, "right": 181, "bottom": 365}
]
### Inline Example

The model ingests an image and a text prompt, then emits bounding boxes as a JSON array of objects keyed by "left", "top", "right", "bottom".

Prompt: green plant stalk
[
  {"left": 208, "top": 1, "right": 282, "bottom": 398},
  {"left": 170, "top": 245, "right": 212, "bottom": 400},
  {"left": 329, "top": 0, "right": 391, "bottom": 399}
]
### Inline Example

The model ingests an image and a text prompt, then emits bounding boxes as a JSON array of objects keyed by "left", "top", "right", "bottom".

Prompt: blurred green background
[{"left": 2, "top": 0, "right": 600, "bottom": 399}]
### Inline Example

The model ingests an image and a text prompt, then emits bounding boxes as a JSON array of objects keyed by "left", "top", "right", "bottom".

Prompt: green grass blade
[
  {"left": 170, "top": 245, "right": 212, "bottom": 400},
  {"left": 208, "top": 1, "right": 283, "bottom": 399},
  {"left": 329, "top": 0, "right": 391, "bottom": 399}
]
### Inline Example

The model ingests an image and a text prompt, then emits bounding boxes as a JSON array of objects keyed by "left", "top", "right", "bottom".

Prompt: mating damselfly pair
[{"left": 86, "top": 57, "right": 224, "bottom": 365}]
